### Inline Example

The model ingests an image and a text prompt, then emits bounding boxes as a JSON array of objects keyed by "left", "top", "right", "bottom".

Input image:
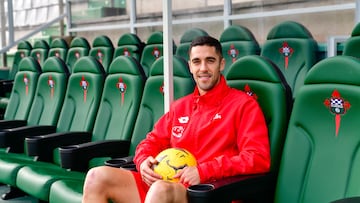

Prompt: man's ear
[{"left": 220, "top": 58, "right": 225, "bottom": 72}]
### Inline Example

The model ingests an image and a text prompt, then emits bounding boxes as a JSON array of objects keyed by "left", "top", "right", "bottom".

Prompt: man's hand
[
  {"left": 139, "top": 156, "right": 162, "bottom": 186},
  {"left": 174, "top": 166, "right": 200, "bottom": 186}
]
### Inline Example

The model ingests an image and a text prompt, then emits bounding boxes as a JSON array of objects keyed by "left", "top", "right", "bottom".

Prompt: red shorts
[{"left": 131, "top": 171, "right": 150, "bottom": 203}]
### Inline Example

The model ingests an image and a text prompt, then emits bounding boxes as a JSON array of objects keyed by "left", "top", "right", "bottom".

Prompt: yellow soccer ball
[{"left": 153, "top": 148, "right": 197, "bottom": 182}]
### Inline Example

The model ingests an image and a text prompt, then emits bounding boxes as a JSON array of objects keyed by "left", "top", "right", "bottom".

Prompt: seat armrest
[
  {"left": 60, "top": 140, "right": 130, "bottom": 172},
  {"left": 0, "top": 120, "right": 27, "bottom": 129},
  {"left": 25, "top": 131, "right": 92, "bottom": 162},
  {"left": 330, "top": 197, "right": 360, "bottom": 203},
  {"left": 0, "top": 79, "right": 13, "bottom": 96},
  {"left": 105, "top": 155, "right": 134, "bottom": 168},
  {"left": 0, "top": 125, "right": 57, "bottom": 153},
  {"left": 187, "top": 173, "right": 275, "bottom": 203}
]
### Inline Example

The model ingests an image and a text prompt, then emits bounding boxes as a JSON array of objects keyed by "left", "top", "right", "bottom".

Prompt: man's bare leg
[
  {"left": 82, "top": 166, "right": 141, "bottom": 203},
  {"left": 145, "top": 180, "right": 187, "bottom": 203}
]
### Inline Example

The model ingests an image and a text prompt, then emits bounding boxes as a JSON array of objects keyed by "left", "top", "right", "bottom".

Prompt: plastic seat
[
  {"left": 3, "top": 40, "right": 33, "bottom": 81},
  {"left": 175, "top": 28, "right": 208, "bottom": 61},
  {"left": 0, "top": 56, "right": 105, "bottom": 200},
  {"left": 89, "top": 35, "right": 114, "bottom": 73},
  {"left": 220, "top": 25, "right": 260, "bottom": 75},
  {"left": 342, "top": 22, "right": 360, "bottom": 58},
  {"left": 48, "top": 38, "right": 69, "bottom": 61},
  {"left": 0, "top": 41, "right": 33, "bottom": 114},
  {"left": 113, "top": 33, "right": 145, "bottom": 61},
  {"left": 47, "top": 55, "right": 194, "bottom": 203},
  {"left": 0, "top": 57, "right": 42, "bottom": 128},
  {"left": 0, "top": 57, "right": 70, "bottom": 154},
  {"left": 187, "top": 55, "right": 292, "bottom": 202},
  {"left": 260, "top": 21, "right": 318, "bottom": 99},
  {"left": 140, "top": 31, "right": 177, "bottom": 77},
  {"left": 274, "top": 55, "right": 360, "bottom": 202},
  {"left": 29, "top": 39, "right": 50, "bottom": 66},
  {"left": 65, "top": 37, "right": 91, "bottom": 72},
  {"left": 10, "top": 56, "right": 146, "bottom": 202}
]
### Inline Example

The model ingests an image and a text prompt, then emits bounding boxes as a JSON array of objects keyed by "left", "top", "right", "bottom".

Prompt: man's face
[{"left": 188, "top": 45, "right": 225, "bottom": 96}]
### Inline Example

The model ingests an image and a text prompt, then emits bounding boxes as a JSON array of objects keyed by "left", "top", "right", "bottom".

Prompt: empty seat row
[{"left": 0, "top": 54, "right": 195, "bottom": 202}]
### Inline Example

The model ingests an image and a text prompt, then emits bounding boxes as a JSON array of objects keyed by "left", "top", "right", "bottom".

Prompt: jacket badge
[
  {"left": 244, "top": 84, "right": 258, "bottom": 100},
  {"left": 178, "top": 116, "right": 189, "bottom": 124},
  {"left": 279, "top": 41, "right": 293, "bottom": 69},
  {"left": 172, "top": 126, "right": 185, "bottom": 138},
  {"left": 324, "top": 89, "right": 351, "bottom": 136}
]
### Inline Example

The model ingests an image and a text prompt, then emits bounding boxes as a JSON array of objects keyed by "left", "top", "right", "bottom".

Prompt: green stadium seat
[
  {"left": 5, "top": 41, "right": 33, "bottom": 81},
  {"left": 187, "top": 55, "right": 292, "bottom": 202},
  {"left": 89, "top": 35, "right": 114, "bottom": 73},
  {"left": 0, "top": 41, "right": 33, "bottom": 114},
  {"left": 140, "top": 31, "right": 177, "bottom": 77},
  {"left": 342, "top": 22, "right": 360, "bottom": 58},
  {"left": 260, "top": 21, "right": 318, "bottom": 99},
  {"left": 10, "top": 56, "right": 146, "bottom": 202},
  {"left": 175, "top": 28, "right": 208, "bottom": 61},
  {"left": 113, "top": 33, "right": 145, "bottom": 62},
  {"left": 273, "top": 55, "right": 360, "bottom": 202},
  {"left": 47, "top": 55, "right": 194, "bottom": 203},
  {"left": 65, "top": 37, "right": 91, "bottom": 72},
  {"left": 48, "top": 38, "right": 69, "bottom": 61},
  {"left": 0, "top": 56, "right": 105, "bottom": 200},
  {"left": 29, "top": 39, "right": 50, "bottom": 66},
  {"left": 1, "top": 57, "right": 41, "bottom": 128},
  {"left": 0, "top": 57, "right": 69, "bottom": 154},
  {"left": 220, "top": 25, "right": 260, "bottom": 75}
]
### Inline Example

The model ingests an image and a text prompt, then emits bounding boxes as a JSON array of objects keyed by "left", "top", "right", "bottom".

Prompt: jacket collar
[{"left": 192, "top": 75, "right": 231, "bottom": 107}]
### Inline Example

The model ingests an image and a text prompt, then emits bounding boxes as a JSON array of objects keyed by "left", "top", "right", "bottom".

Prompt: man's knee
[{"left": 84, "top": 166, "right": 110, "bottom": 188}]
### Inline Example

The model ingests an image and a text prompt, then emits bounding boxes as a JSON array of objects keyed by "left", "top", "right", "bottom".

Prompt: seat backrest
[
  {"left": 140, "top": 31, "right": 177, "bottom": 77},
  {"left": 260, "top": 21, "right": 318, "bottom": 98},
  {"left": 9, "top": 40, "right": 32, "bottom": 80},
  {"left": 220, "top": 25, "right": 260, "bottom": 75},
  {"left": 4, "top": 57, "right": 42, "bottom": 120},
  {"left": 275, "top": 55, "right": 360, "bottom": 203},
  {"left": 55, "top": 56, "right": 105, "bottom": 133},
  {"left": 113, "top": 33, "right": 145, "bottom": 62},
  {"left": 48, "top": 38, "right": 69, "bottom": 61},
  {"left": 175, "top": 28, "right": 208, "bottom": 61},
  {"left": 225, "top": 55, "right": 292, "bottom": 173},
  {"left": 342, "top": 22, "right": 360, "bottom": 58},
  {"left": 26, "top": 57, "right": 70, "bottom": 126},
  {"left": 30, "top": 39, "right": 50, "bottom": 66},
  {"left": 65, "top": 37, "right": 91, "bottom": 72},
  {"left": 92, "top": 55, "right": 146, "bottom": 142},
  {"left": 129, "top": 56, "right": 195, "bottom": 155},
  {"left": 89, "top": 35, "right": 114, "bottom": 73}
]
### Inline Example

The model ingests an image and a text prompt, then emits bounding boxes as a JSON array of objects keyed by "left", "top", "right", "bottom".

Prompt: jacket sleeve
[
  {"left": 197, "top": 99, "right": 271, "bottom": 183},
  {"left": 133, "top": 112, "right": 173, "bottom": 171}
]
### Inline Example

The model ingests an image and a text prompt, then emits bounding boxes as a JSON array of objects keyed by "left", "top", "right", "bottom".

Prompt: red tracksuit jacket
[{"left": 134, "top": 76, "right": 270, "bottom": 183}]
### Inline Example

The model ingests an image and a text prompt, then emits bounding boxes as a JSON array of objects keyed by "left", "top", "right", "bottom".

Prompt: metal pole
[
  {"left": 59, "top": 0, "right": 65, "bottom": 36},
  {"left": 0, "top": 0, "right": 6, "bottom": 67},
  {"left": 356, "top": 0, "right": 360, "bottom": 23},
  {"left": 224, "top": 0, "right": 232, "bottom": 29},
  {"left": 7, "top": 0, "right": 14, "bottom": 45},
  {"left": 129, "top": 0, "right": 137, "bottom": 34},
  {"left": 163, "top": 0, "right": 173, "bottom": 113}
]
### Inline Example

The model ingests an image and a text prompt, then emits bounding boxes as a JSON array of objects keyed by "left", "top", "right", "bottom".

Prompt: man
[{"left": 82, "top": 36, "right": 270, "bottom": 203}]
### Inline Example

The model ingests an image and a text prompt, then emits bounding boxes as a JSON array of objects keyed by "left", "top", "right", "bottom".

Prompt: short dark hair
[{"left": 189, "top": 36, "right": 223, "bottom": 58}]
